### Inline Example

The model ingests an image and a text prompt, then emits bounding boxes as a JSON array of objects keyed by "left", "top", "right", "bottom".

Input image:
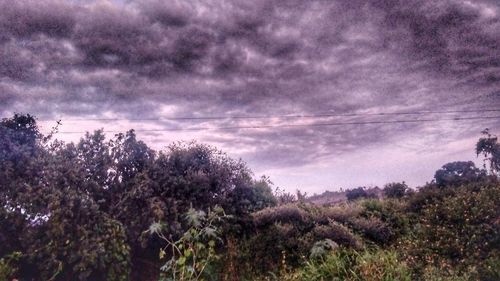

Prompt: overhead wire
[
  {"left": 21, "top": 108, "right": 500, "bottom": 122},
  {"left": 53, "top": 115, "right": 500, "bottom": 134}
]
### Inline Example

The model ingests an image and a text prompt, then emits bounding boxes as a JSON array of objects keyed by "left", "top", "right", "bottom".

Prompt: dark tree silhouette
[
  {"left": 434, "top": 161, "right": 487, "bottom": 187},
  {"left": 346, "top": 187, "right": 375, "bottom": 201},
  {"left": 383, "top": 182, "right": 409, "bottom": 198}
]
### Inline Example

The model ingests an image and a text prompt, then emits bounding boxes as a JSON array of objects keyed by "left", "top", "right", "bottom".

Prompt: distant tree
[
  {"left": 476, "top": 129, "right": 500, "bottom": 175},
  {"left": 434, "top": 161, "right": 487, "bottom": 187},
  {"left": 383, "top": 182, "right": 409, "bottom": 198},
  {"left": 346, "top": 187, "right": 373, "bottom": 201}
]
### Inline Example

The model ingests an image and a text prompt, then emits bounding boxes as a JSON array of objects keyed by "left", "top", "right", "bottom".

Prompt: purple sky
[{"left": 1, "top": 0, "right": 499, "bottom": 193}]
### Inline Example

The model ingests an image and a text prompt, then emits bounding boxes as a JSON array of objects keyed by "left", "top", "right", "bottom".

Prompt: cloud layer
[{"left": 1, "top": 0, "right": 499, "bottom": 191}]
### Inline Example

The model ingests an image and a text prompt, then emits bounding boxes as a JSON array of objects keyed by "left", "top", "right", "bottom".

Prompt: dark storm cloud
[
  {"left": 0, "top": 0, "right": 76, "bottom": 39},
  {"left": 138, "top": 0, "right": 192, "bottom": 27},
  {"left": 0, "top": 42, "right": 36, "bottom": 81},
  {"left": 375, "top": 0, "right": 500, "bottom": 85},
  {"left": 73, "top": 5, "right": 173, "bottom": 72},
  {"left": 1, "top": 0, "right": 499, "bottom": 169}
]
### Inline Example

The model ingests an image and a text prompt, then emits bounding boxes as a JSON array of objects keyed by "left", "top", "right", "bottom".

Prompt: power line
[
  {"left": 12, "top": 108, "right": 500, "bottom": 122},
  {"left": 54, "top": 115, "right": 500, "bottom": 134}
]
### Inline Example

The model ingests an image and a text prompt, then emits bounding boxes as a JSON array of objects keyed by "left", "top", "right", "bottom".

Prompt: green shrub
[
  {"left": 27, "top": 209, "right": 130, "bottom": 281},
  {"left": 407, "top": 185, "right": 455, "bottom": 212},
  {"left": 350, "top": 217, "right": 394, "bottom": 245},
  {"left": 241, "top": 221, "right": 314, "bottom": 275},
  {"left": 241, "top": 204, "right": 364, "bottom": 276},
  {"left": 253, "top": 204, "right": 313, "bottom": 229},
  {"left": 318, "top": 203, "right": 363, "bottom": 224},
  {"left": 383, "top": 182, "right": 410, "bottom": 198},
  {"left": 312, "top": 222, "right": 362, "bottom": 249},
  {"left": 149, "top": 206, "right": 229, "bottom": 281},
  {"left": 347, "top": 199, "right": 409, "bottom": 245},
  {"left": 402, "top": 183, "right": 500, "bottom": 273}
]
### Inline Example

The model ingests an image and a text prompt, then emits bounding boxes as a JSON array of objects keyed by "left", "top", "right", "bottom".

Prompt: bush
[
  {"left": 241, "top": 204, "right": 363, "bottom": 276},
  {"left": 253, "top": 204, "right": 312, "bottom": 229},
  {"left": 28, "top": 211, "right": 130, "bottom": 281},
  {"left": 407, "top": 184, "right": 456, "bottom": 213},
  {"left": 149, "top": 206, "right": 229, "bottom": 281},
  {"left": 402, "top": 183, "right": 500, "bottom": 273},
  {"left": 312, "top": 222, "right": 362, "bottom": 249},
  {"left": 238, "top": 221, "right": 312, "bottom": 276},
  {"left": 350, "top": 217, "right": 394, "bottom": 245},
  {"left": 318, "top": 203, "right": 363, "bottom": 224},
  {"left": 383, "top": 182, "right": 410, "bottom": 198},
  {"left": 348, "top": 199, "right": 409, "bottom": 245}
]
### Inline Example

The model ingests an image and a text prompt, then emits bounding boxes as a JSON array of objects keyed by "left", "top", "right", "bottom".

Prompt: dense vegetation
[{"left": 1, "top": 114, "right": 499, "bottom": 281}]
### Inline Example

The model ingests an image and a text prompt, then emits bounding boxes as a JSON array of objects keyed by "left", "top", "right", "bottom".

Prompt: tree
[
  {"left": 1, "top": 114, "right": 45, "bottom": 260},
  {"left": 0, "top": 114, "right": 281, "bottom": 280},
  {"left": 225, "top": 176, "right": 277, "bottom": 216},
  {"left": 476, "top": 129, "right": 500, "bottom": 175},
  {"left": 383, "top": 182, "right": 409, "bottom": 198},
  {"left": 434, "top": 161, "right": 487, "bottom": 187},
  {"left": 0, "top": 115, "right": 131, "bottom": 281},
  {"left": 0, "top": 113, "right": 41, "bottom": 148}
]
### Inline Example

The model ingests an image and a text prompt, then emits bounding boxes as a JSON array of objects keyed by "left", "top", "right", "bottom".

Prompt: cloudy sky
[{"left": 1, "top": 0, "right": 499, "bottom": 193}]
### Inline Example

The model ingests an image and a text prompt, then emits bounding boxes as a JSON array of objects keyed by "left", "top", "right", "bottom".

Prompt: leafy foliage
[
  {"left": 0, "top": 114, "right": 274, "bottom": 280},
  {"left": 239, "top": 203, "right": 365, "bottom": 276},
  {"left": 401, "top": 183, "right": 500, "bottom": 274},
  {"left": 434, "top": 161, "right": 487, "bottom": 187},
  {"left": 351, "top": 199, "right": 409, "bottom": 245},
  {"left": 346, "top": 187, "right": 376, "bottom": 201},
  {"left": 383, "top": 182, "right": 410, "bottom": 198},
  {"left": 150, "top": 206, "right": 229, "bottom": 281},
  {"left": 476, "top": 129, "right": 500, "bottom": 175}
]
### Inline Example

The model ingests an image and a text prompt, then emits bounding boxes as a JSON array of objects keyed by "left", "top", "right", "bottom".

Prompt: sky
[{"left": 1, "top": 0, "right": 499, "bottom": 194}]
